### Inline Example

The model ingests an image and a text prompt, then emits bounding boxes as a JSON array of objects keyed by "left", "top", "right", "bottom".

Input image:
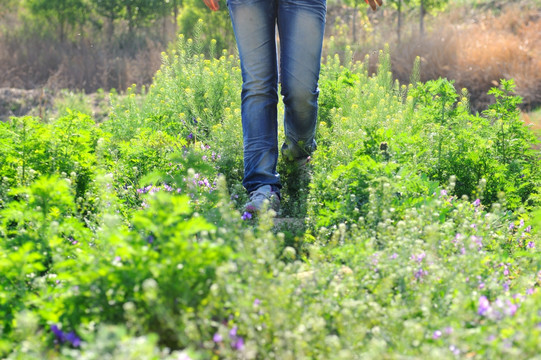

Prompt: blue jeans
[{"left": 227, "top": 0, "right": 326, "bottom": 193}]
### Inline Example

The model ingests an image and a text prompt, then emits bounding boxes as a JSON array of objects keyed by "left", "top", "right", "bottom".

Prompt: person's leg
[
  {"left": 227, "top": 0, "right": 281, "bottom": 194},
  {"left": 277, "top": 0, "right": 326, "bottom": 161}
]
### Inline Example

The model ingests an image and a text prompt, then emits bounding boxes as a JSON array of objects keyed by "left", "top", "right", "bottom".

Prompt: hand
[
  {"left": 365, "top": 0, "right": 383, "bottom": 11},
  {"left": 203, "top": 0, "right": 220, "bottom": 11}
]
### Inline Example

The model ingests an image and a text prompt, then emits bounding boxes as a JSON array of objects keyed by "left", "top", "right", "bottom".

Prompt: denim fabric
[{"left": 227, "top": 0, "right": 326, "bottom": 193}]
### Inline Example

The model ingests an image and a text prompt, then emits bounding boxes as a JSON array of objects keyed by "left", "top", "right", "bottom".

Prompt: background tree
[
  {"left": 387, "top": 0, "right": 412, "bottom": 43},
  {"left": 177, "top": 0, "right": 233, "bottom": 54},
  {"left": 417, "top": 0, "right": 448, "bottom": 36},
  {"left": 93, "top": 0, "right": 124, "bottom": 39},
  {"left": 342, "top": 0, "right": 367, "bottom": 44},
  {"left": 0, "top": 0, "right": 17, "bottom": 17},
  {"left": 26, "top": 0, "right": 87, "bottom": 42}
]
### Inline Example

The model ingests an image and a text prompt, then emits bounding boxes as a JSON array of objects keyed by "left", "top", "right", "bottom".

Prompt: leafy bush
[{"left": 1, "top": 34, "right": 540, "bottom": 359}]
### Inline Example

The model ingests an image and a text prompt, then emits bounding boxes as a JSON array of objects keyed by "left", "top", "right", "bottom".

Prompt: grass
[{"left": 0, "top": 23, "right": 541, "bottom": 360}]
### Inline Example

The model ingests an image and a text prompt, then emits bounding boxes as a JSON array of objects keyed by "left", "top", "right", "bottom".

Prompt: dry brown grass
[
  {"left": 0, "top": 34, "right": 164, "bottom": 93},
  {"left": 392, "top": 4, "right": 541, "bottom": 111}
]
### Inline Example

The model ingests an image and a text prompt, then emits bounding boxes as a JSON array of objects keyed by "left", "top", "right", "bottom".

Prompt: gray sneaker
[{"left": 245, "top": 185, "right": 280, "bottom": 214}]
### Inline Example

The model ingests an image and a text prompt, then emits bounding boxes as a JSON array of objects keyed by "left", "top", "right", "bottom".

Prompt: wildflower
[
  {"left": 51, "top": 325, "right": 81, "bottom": 347},
  {"left": 520, "top": 219, "right": 524, "bottom": 228},
  {"left": 478, "top": 282, "right": 485, "bottom": 290},
  {"left": 433, "top": 330, "right": 442, "bottom": 339},
  {"left": 525, "top": 225, "right": 532, "bottom": 233},
  {"left": 213, "top": 333, "right": 223, "bottom": 343},
  {"left": 390, "top": 253, "right": 398, "bottom": 260},
  {"left": 114, "top": 256, "right": 121, "bottom": 262},
  {"left": 232, "top": 336, "right": 244, "bottom": 350},
  {"left": 253, "top": 298, "right": 261, "bottom": 306},
  {"left": 473, "top": 198, "right": 481, "bottom": 207},
  {"left": 527, "top": 241, "right": 535, "bottom": 249},
  {"left": 440, "top": 189, "right": 447, "bottom": 196},
  {"left": 478, "top": 296, "right": 491, "bottom": 316},
  {"left": 187, "top": 133, "right": 193, "bottom": 140},
  {"left": 51, "top": 325, "right": 63, "bottom": 340},
  {"left": 505, "top": 301, "right": 518, "bottom": 316},
  {"left": 526, "top": 288, "right": 535, "bottom": 295},
  {"left": 229, "top": 326, "right": 238, "bottom": 338},
  {"left": 147, "top": 235, "right": 155, "bottom": 244},
  {"left": 411, "top": 252, "right": 426, "bottom": 263},
  {"left": 509, "top": 223, "right": 514, "bottom": 230},
  {"left": 241, "top": 212, "right": 252, "bottom": 220},
  {"left": 65, "top": 332, "right": 81, "bottom": 347},
  {"left": 449, "top": 345, "right": 460, "bottom": 356},
  {"left": 414, "top": 268, "right": 427, "bottom": 280}
]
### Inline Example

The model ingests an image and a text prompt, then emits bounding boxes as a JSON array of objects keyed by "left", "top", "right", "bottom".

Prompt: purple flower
[
  {"left": 177, "top": 354, "right": 192, "bottom": 360},
  {"left": 478, "top": 282, "right": 485, "bottom": 290},
  {"left": 526, "top": 288, "right": 535, "bottom": 295},
  {"left": 390, "top": 253, "right": 398, "bottom": 260},
  {"left": 478, "top": 296, "right": 491, "bottom": 316},
  {"left": 433, "top": 330, "right": 442, "bottom": 339},
  {"left": 65, "top": 331, "right": 81, "bottom": 347},
  {"left": 473, "top": 198, "right": 481, "bottom": 207},
  {"left": 51, "top": 325, "right": 64, "bottom": 339},
  {"left": 213, "top": 332, "right": 223, "bottom": 343},
  {"left": 253, "top": 298, "right": 261, "bottom": 306},
  {"left": 440, "top": 189, "right": 447, "bottom": 196},
  {"left": 527, "top": 241, "right": 535, "bottom": 249},
  {"left": 229, "top": 326, "right": 238, "bottom": 338},
  {"left": 241, "top": 212, "right": 252, "bottom": 220},
  {"left": 509, "top": 223, "right": 515, "bottom": 230},
  {"left": 114, "top": 256, "right": 121, "bottom": 262},
  {"left": 147, "top": 235, "right": 155, "bottom": 244},
  {"left": 414, "top": 268, "right": 428, "bottom": 280},
  {"left": 449, "top": 345, "right": 460, "bottom": 356},
  {"left": 520, "top": 219, "right": 525, "bottom": 228},
  {"left": 232, "top": 336, "right": 244, "bottom": 350},
  {"left": 505, "top": 301, "right": 518, "bottom": 316},
  {"left": 411, "top": 252, "right": 426, "bottom": 263},
  {"left": 187, "top": 133, "right": 193, "bottom": 140},
  {"left": 525, "top": 225, "right": 532, "bottom": 233},
  {"left": 51, "top": 325, "right": 80, "bottom": 347}
]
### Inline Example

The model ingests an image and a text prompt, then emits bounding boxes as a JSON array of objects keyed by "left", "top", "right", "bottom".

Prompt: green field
[{"left": 1, "top": 33, "right": 541, "bottom": 359}]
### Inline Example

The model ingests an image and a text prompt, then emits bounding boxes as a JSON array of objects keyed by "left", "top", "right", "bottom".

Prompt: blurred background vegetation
[{"left": 0, "top": 0, "right": 540, "bottom": 124}]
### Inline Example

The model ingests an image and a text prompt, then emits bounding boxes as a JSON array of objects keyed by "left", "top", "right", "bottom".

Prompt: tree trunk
[
  {"left": 397, "top": 0, "right": 402, "bottom": 43},
  {"left": 420, "top": 0, "right": 425, "bottom": 36},
  {"left": 59, "top": 19, "right": 65, "bottom": 43},
  {"left": 352, "top": 6, "right": 357, "bottom": 43},
  {"left": 106, "top": 16, "right": 115, "bottom": 40},
  {"left": 127, "top": 4, "right": 134, "bottom": 37}
]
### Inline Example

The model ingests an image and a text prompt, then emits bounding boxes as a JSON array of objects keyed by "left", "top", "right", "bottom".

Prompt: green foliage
[
  {"left": 26, "top": 0, "right": 87, "bottom": 41},
  {"left": 177, "top": 1, "right": 234, "bottom": 55},
  {"left": 1, "top": 31, "right": 541, "bottom": 359}
]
